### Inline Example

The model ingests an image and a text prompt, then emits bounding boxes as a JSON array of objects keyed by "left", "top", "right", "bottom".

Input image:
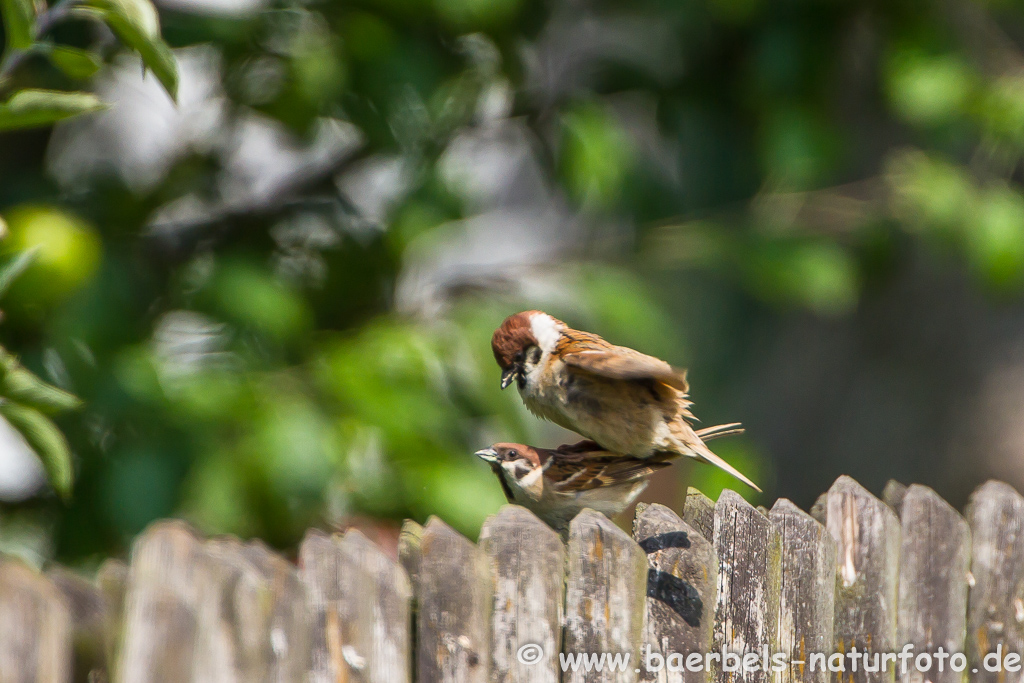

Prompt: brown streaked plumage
[
  {"left": 490, "top": 310, "right": 760, "bottom": 492},
  {"left": 475, "top": 440, "right": 668, "bottom": 533},
  {"left": 476, "top": 425, "right": 743, "bottom": 533}
]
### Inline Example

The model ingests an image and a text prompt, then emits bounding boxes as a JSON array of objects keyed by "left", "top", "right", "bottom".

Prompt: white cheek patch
[
  {"left": 508, "top": 462, "right": 545, "bottom": 500},
  {"left": 529, "top": 314, "right": 561, "bottom": 354}
]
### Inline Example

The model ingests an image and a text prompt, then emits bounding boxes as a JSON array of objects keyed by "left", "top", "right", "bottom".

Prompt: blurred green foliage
[{"left": 3, "top": 0, "right": 1024, "bottom": 564}]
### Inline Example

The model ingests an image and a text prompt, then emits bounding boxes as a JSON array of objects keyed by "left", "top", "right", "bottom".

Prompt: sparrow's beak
[
  {"left": 475, "top": 447, "right": 499, "bottom": 463},
  {"left": 500, "top": 366, "right": 519, "bottom": 390}
]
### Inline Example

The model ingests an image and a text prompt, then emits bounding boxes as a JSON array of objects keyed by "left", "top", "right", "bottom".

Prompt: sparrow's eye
[
  {"left": 507, "top": 449, "right": 519, "bottom": 459},
  {"left": 513, "top": 351, "right": 524, "bottom": 363}
]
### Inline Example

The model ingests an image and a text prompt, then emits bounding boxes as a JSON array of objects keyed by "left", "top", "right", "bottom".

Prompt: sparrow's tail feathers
[
  {"left": 691, "top": 440, "right": 761, "bottom": 493},
  {"left": 694, "top": 423, "right": 744, "bottom": 442}
]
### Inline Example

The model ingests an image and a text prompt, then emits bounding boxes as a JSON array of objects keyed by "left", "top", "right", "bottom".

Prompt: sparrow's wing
[
  {"left": 547, "top": 455, "right": 672, "bottom": 493},
  {"left": 560, "top": 344, "right": 690, "bottom": 392},
  {"left": 553, "top": 439, "right": 603, "bottom": 454}
]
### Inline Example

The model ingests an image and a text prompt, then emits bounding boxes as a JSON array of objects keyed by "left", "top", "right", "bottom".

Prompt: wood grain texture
[
  {"left": 965, "top": 480, "right": 1024, "bottom": 683},
  {"left": 823, "top": 476, "right": 901, "bottom": 683},
  {"left": 634, "top": 503, "right": 718, "bottom": 683},
  {"left": 203, "top": 536, "right": 313, "bottom": 682},
  {"left": 712, "top": 490, "right": 781, "bottom": 683},
  {"left": 564, "top": 508, "right": 649, "bottom": 683},
  {"left": 896, "top": 485, "right": 970, "bottom": 683},
  {"left": 479, "top": 505, "right": 564, "bottom": 683},
  {"left": 684, "top": 488, "right": 716, "bottom": 542},
  {"left": 118, "top": 520, "right": 210, "bottom": 683},
  {"left": 336, "top": 530, "right": 413, "bottom": 683},
  {"left": 298, "top": 529, "right": 345, "bottom": 683},
  {"left": 416, "top": 517, "right": 492, "bottom": 683},
  {"left": 769, "top": 498, "right": 836, "bottom": 683},
  {"left": 0, "top": 559, "right": 72, "bottom": 683}
]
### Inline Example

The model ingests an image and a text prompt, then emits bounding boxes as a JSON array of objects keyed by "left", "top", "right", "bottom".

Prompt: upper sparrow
[
  {"left": 491, "top": 310, "right": 759, "bottom": 491},
  {"left": 475, "top": 424, "right": 743, "bottom": 533}
]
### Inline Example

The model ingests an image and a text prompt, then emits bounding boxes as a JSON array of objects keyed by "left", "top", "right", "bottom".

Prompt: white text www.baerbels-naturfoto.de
[{"left": 518, "top": 644, "right": 1024, "bottom": 674}]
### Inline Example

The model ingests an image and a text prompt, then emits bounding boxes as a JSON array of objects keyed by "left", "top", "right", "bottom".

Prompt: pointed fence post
[
  {"left": 117, "top": 520, "right": 211, "bottom": 683},
  {"left": 821, "top": 476, "right": 901, "bottom": 683},
  {"left": 335, "top": 530, "right": 413, "bottom": 683},
  {"left": 564, "top": 509, "right": 649, "bottom": 683},
  {"left": 416, "top": 517, "right": 492, "bottom": 683},
  {"left": 712, "top": 490, "right": 782, "bottom": 683},
  {"left": 479, "top": 505, "right": 565, "bottom": 683},
  {"left": 299, "top": 529, "right": 346, "bottom": 683},
  {"left": 684, "top": 488, "right": 716, "bottom": 542},
  {"left": 769, "top": 498, "right": 836, "bottom": 683},
  {"left": 895, "top": 485, "right": 971, "bottom": 683},
  {"left": 634, "top": 503, "right": 717, "bottom": 683},
  {"left": 0, "top": 560, "right": 72, "bottom": 683},
  {"left": 965, "top": 481, "right": 1024, "bottom": 683}
]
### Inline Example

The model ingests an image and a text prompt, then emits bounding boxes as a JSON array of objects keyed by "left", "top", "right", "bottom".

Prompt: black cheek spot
[{"left": 647, "top": 569, "right": 702, "bottom": 627}]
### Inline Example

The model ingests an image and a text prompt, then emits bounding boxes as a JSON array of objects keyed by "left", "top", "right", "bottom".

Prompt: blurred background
[{"left": 3, "top": 0, "right": 1024, "bottom": 568}]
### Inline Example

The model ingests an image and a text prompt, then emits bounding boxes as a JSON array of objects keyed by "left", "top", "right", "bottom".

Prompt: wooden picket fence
[{"left": 1, "top": 475, "right": 1020, "bottom": 683}]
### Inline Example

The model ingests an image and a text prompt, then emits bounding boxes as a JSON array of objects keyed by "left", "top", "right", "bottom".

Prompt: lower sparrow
[{"left": 475, "top": 424, "right": 743, "bottom": 533}]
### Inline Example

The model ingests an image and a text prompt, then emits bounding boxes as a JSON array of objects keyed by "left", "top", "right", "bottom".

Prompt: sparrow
[
  {"left": 475, "top": 424, "right": 744, "bottom": 533},
  {"left": 491, "top": 310, "right": 760, "bottom": 491}
]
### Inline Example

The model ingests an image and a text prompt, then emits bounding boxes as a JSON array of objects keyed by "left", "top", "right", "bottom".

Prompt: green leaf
[
  {"left": 0, "top": 89, "right": 106, "bottom": 131},
  {"left": 0, "top": 347, "right": 82, "bottom": 413},
  {"left": 46, "top": 46, "right": 102, "bottom": 80},
  {"left": 0, "top": 402, "right": 73, "bottom": 500},
  {"left": 1, "top": 0, "right": 35, "bottom": 51},
  {"left": 0, "top": 247, "right": 38, "bottom": 298},
  {"left": 79, "top": 0, "right": 177, "bottom": 100}
]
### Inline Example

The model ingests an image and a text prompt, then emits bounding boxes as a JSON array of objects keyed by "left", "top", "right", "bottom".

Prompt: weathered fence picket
[
  {"left": 684, "top": 487, "right": 716, "bottom": 542},
  {"left": 10, "top": 476, "right": 1024, "bottom": 683},
  {"left": 564, "top": 508, "right": 649, "bottom": 683},
  {"left": 769, "top": 498, "right": 836, "bottom": 683},
  {"left": 820, "top": 476, "right": 901, "bottom": 683},
  {"left": 0, "top": 559, "right": 71, "bottom": 683},
  {"left": 117, "top": 520, "right": 210, "bottom": 683},
  {"left": 204, "top": 536, "right": 312, "bottom": 681},
  {"left": 298, "top": 529, "right": 346, "bottom": 683},
  {"left": 634, "top": 503, "right": 717, "bottom": 683},
  {"left": 964, "top": 480, "right": 1024, "bottom": 683},
  {"left": 416, "top": 517, "right": 492, "bottom": 683},
  {"left": 895, "top": 485, "right": 971, "bottom": 683},
  {"left": 479, "top": 505, "right": 564, "bottom": 683},
  {"left": 712, "top": 489, "right": 782, "bottom": 683},
  {"left": 299, "top": 529, "right": 413, "bottom": 683},
  {"left": 337, "top": 530, "right": 413, "bottom": 683}
]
